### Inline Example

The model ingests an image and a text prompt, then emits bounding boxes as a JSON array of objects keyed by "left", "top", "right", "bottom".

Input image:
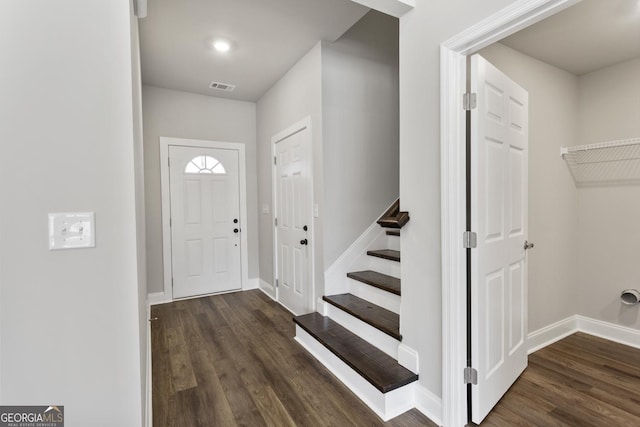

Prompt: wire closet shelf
[{"left": 561, "top": 137, "right": 640, "bottom": 186}]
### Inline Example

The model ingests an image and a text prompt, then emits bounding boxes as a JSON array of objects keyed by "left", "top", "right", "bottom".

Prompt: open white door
[
  {"left": 169, "top": 145, "right": 242, "bottom": 299},
  {"left": 470, "top": 54, "right": 529, "bottom": 423},
  {"left": 273, "top": 120, "right": 313, "bottom": 315}
]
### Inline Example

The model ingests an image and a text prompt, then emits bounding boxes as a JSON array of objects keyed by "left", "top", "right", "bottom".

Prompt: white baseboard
[
  {"left": 414, "top": 384, "right": 442, "bottom": 427},
  {"left": 398, "top": 343, "right": 419, "bottom": 374},
  {"left": 527, "top": 314, "right": 640, "bottom": 354},
  {"left": 148, "top": 291, "right": 169, "bottom": 306},
  {"left": 295, "top": 325, "right": 415, "bottom": 421},
  {"left": 527, "top": 315, "right": 578, "bottom": 354},
  {"left": 258, "top": 279, "right": 276, "bottom": 300},
  {"left": 576, "top": 315, "right": 640, "bottom": 349},
  {"left": 243, "top": 277, "right": 259, "bottom": 291}
]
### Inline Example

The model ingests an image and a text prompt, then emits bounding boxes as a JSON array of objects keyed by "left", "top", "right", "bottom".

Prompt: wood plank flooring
[
  {"left": 152, "top": 291, "right": 640, "bottom": 426},
  {"left": 151, "top": 290, "right": 435, "bottom": 427},
  {"left": 478, "top": 332, "right": 640, "bottom": 426}
]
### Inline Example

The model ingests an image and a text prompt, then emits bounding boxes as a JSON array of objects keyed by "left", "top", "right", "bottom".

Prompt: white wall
[
  {"left": 0, "top": 1, "right": 144, "bottom": 425},
  {"left": 398, "top": 0, "right": 517, "bottom": 398},
  {"left": 577, "top": 58, "right": 640, "bottom": 328},
  {"left": 256, "top": 43, "right": 325, "bottom": 299},
  {"left": 322, "top": 10, "right": 400, "bottom": 266},
  {"left": 142, "top": 85, "right": 258, "bottom": 294},
  {"left": 479, "top": 43, "right": 580, "bottom": 332}
]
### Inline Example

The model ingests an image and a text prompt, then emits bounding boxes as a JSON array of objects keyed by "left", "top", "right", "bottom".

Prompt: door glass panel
[{"left": 185, "top": 155, "right": 227, "bottom": 175}]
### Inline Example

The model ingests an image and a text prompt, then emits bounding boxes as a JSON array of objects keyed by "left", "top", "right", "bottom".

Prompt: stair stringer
[
  {"left": 295, "top": 325, "right": 416, "bottom": 421},
  {"left": 324, "top": 221, "right": 389, "bottom": 296}
]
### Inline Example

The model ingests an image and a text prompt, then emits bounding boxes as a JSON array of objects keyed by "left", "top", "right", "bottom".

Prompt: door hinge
[
  {"left": 463, "top": 231, "right": 477, "bottom": 249},
  {"left": 463, "top": 92, "right": 477, "bottom": 111},
  {"left": 168, "top": 157, "right": 170, "bottom": 167},
  {"left": 274, "top": 156, "right": 277, "bottom": 165},
  {"left": 464, "top": 367, "right": 478, "bottom": 385},
  {"left": 275, "top": 217, "right": 278, "bottom": 226},
  {"left": 169, "top": 217, "right": 172, "bottom": 227},
  {"left": 275, "top": 279, "right": 279, "bottom": 288}
]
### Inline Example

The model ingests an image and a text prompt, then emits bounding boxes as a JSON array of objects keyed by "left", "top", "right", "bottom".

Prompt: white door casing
[
  {"left": 470, "top": 54, "right": 529, "bottom": 423},
  {"left": 159, "top": 137, "right": 250, "bottom": 302},
  {"left": 272, "top": 118, "right": 314, "bottom": 315}
]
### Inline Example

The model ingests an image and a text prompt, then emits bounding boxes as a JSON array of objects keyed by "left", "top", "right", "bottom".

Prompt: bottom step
[
  {"left": 293, "top": 313, "right": 417, "bottom": 392},
  {"left": 294, "top": 316, "right": 417, "bottom": 421}
]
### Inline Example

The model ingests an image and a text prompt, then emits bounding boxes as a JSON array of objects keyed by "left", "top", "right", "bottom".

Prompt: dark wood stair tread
[
  {"left": 377, "top": 199, "right": 410, "bottom": 229},
  {"left": 323, "top": 294, "right": 401, "bottom": 340},
  {"left": 347, "top": 270, "right": 400, "bottom": 296},
  {"left": 367, "top": 249, "right": 400, "bottom": 262},
  {"left": 293, "top": 313, "right": 417, "bottom": 393},
  {"left": 386, "top": 230, "right": 400, "bottom": 236}
]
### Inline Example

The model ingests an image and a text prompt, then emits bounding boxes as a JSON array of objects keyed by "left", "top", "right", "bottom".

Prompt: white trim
[
  {"left": 576, "top": 316, "right": 640, "bottom": 350},
  {"left": 527, "top": 316, "right": 578, "bottom": 354},
  {"left": 526, "top": 315, "right": 640, "bottom": 354},
  {"left": 146, "top": 303, "right": 153, "bottom": 427},
  {"left": 440, "top": 1, "right": 582, "bottom": 425},
  {"left": 159, "top": 137, "right": 250, "bottom": 303},
  {"left": 347, "top": 0, "right": 414, "bottom": 18},
  {"left": 258, "top": 279, "right": 276, "bottom": 300},
  {"left": 271, "top": 117, "right": 315, "bottom": 313},
  {"left": 397, "top": 343, "right": 419, "bottom": 374},
  {"left": 148, "top": 292, "right": 169, "bottom": 306},
  {"left": 414, "top": 384, "right": 443, "bottom": 427},
  {"left": 295, "top": 325, "right": 415, "bottom": 421}
]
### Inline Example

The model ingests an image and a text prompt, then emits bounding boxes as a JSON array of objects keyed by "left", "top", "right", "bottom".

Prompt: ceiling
[
  {"left": 138, "top": 0, "right": 640, "bottom": 103},
  {"left": 138, "top": 0, "right": 369, "bottom": 102},
  {"left": 501, "top": 0, "right": 640, "bottom": 75}
]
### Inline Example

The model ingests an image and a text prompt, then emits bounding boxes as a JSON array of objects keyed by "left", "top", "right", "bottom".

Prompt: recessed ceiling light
[{"left": 213, "top": 39, "right": 232, "bottom": 53}]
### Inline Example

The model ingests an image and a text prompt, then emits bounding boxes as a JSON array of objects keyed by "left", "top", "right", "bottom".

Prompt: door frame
[
  {"left": 439, "top": 0, "right": 581, "bottom": 425},
  {"left": 159, "top": 136, "right": 250, "bottom": 301},
  {"left": 271, "top": 116, "right": 315, "bottom": 313}
]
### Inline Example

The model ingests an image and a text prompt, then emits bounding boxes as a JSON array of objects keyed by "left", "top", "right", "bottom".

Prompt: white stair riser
[
  {"left": 387, "top": 234, "right": 400, "bottom": 251},
  {"left": 347, "top": 278, "right": 400, "bottom": 314},
  {"left": 368, "top": 256, "right": 401, "bottom": 277},
  {"left": 295, "top": 325, "right": 416, "bottom": 421},
  {"left": 325, "top": 303, "right": 400, "bottom": 359}
]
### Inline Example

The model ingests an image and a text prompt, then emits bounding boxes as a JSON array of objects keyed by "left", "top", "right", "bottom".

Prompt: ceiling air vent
[{"left": 209, "top": 81, "right": 236, "bottom": 92}]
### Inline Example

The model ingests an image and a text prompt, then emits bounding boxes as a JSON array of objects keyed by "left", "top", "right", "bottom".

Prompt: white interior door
[
  {"left": 274, "top": 124, "right": 312, "bottom": 315},
  {"left": 169, "top": 145, "right": 241, "bottom": 299},
  {"left": 470, "top": 54, "right": 529, "bottom": 423}
]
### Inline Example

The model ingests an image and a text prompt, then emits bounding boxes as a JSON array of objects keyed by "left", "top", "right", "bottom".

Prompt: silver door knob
[{"left": 524, "top": 240, "right": 534, "bottom": 250}]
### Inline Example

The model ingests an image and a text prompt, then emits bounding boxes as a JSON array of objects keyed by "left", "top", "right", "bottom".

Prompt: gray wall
[
  {"left": 479, "top": 43, "right": 580, "bottom": 332},
  {"left": 322, "top": 10, "right": 399, "bottom": 266},
  {"left": 0, "top": 0, "right": 144, "bottom": 424},
  {"left": 398, "top": 0, "right": 518, "bottom": 397},
  {"left": 577, "top": 58, "right": 640, "bottom": 328},
  {"left": 256, "top": 43, "right": 325, "bottom": 299},
  {"left": 142, "top": 85, "right": 258, "bottom": 294}
]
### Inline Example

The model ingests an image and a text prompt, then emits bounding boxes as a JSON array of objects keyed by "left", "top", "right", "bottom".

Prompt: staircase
[{"left": 293, "top": 200, "right": 416, "bottom": 421}]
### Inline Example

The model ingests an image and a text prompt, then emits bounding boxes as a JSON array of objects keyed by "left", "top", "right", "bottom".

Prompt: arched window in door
[{"left": 184, "top": 155, "right": 226, "bottom": 175}]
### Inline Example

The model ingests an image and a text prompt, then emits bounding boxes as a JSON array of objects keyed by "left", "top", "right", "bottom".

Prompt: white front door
[
  {"left": 470, "top": 54, "right": 529, "bottom": 423},
  {"left": 169, "top": 145, "right": 242, "bottom": 299},
  {"left": 274, "top": 121, "right": 313, "bottom": 315}
]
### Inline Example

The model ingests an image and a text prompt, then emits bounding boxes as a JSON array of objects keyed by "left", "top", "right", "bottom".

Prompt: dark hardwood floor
[
  {"left": 478, "top": 332, "right": 640, "bottom": 426},
  {"left": 151, "top": 290, "right": 435, "bottom": 427},
  {"left": 152, "top": 290, "right": 640, "bottom": 426}
]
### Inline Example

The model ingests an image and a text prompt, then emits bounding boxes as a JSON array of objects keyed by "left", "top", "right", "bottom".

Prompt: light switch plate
[{"left": 49, "top": 212, "right": 95, "bottom": 250}]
